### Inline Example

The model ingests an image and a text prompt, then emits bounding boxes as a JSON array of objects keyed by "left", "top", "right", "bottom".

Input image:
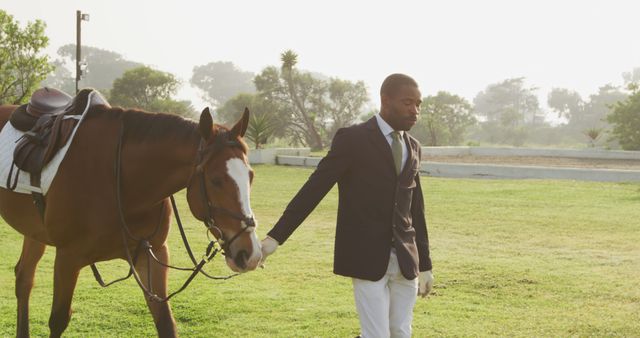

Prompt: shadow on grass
[
  {"left": 628, "top": 184, "right": 640, "bottom": 201},
  {"left": 615, "top": 182, "right": 640, "bottom": 201}
]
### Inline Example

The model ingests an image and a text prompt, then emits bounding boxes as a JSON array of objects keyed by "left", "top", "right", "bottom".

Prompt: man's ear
[
  {"left": 381, "top": 94, "right": 390, "bottom": 108},
  {"left": 199, "top": 107, "right": 213, "bottom": 140}
]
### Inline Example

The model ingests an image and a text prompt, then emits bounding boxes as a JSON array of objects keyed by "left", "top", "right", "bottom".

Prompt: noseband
[{"left": 194, "top": 130, "right": 256, "bottom": 254}]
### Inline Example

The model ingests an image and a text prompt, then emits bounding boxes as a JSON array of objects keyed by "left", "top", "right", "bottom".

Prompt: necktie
[{"left": 391, "top": 131, "right": 402, "bottom": 175}]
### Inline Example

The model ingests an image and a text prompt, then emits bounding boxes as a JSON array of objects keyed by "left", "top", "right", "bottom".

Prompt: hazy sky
[{"left": 2, "top": 0, "right": 639, "bottom": 115}]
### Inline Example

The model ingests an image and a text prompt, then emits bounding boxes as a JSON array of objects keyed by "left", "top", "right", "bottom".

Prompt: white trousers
[{"left": 352, "top": 249, "right": 418, "bottom": 338}]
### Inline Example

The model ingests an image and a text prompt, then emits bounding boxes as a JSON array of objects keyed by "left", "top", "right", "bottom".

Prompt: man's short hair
[{"left": 380, "top": 73, "right": 418, "bottom": 98}]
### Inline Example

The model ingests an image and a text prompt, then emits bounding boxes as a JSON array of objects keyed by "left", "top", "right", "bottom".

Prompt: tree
[
  {"left": 580, "top": 84, "right": 627, "bottom": 130},
  {"left": 324, "top": 78, "right": 369, "bottom": 141},
  {"left": 473, "top": 77, "right": 542, "bottom": 125},
  {"left": 622, "top": 67, "right": 640, "bottom": 85},
  {"left": 253, "top": 50, "right": 368, "bottom": 150},
  {"left": 607, "top": 84, "right": 640, "bottom": 150},
  {"left": 254, "top": 52, "right": 325, "bottom": 149},
  {"left": 547, "top": 88, "right": 584, "bottom": 121},
  {"left": 583, "top": 127, "right": 603, "bottom": 148},
  {"left": 216, "top": 92, "right": 287, "bottom": 141},
  {"left": 547, "top": 85, "right": 627, "bottom": 131},
  {"left": 45, "top": 44, "right": 143, "bottom": 92},
  {"left": 216, "top": 93, "right": 257, "bottom": 125},
  {"left": 546, "top": 85, "right": 627, "bottom": 145},
  {"left": 147, "top": 99, "right": 196, "bottom": 118},
  {"left": 42, "top": 59, "right": 75, "bottom": 94},
  {"left": 190, "top": 61, "right": 255, "bottom": 108},
  {"left": 472, "top": 78, "right": 540, "bottom": 146},
  {"left": 245, "top": 113, "right": 277, "bottom": 149},
  {"left": 413, "top": 91, "right": 475, "bottom": 146},
  {"left": 278, "top": 50, "right": 325, "bottom": 150},
  {"left": 110, "top": 66, "right": 195, "bottom": 117},
  {"left": 0, "top": 10, "right": 53, "bottom": 104},
  {"left": 360, "top": 109, "right": 377, "bottom": 123}
]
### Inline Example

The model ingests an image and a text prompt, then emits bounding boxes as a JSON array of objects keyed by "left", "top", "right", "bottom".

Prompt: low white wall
[
  {"left": 273, "top": 155, "right": 640, "bottom": 182},
  {"left": 421, "top": 162, "right": 640, "bottom": 182},
  {"left": 250, "top": 147, "right": 640, "bottom": 162},
  {"left": 248, "top": 148, "right": 311, "bottom": 164},
  {"left": 422, "top": 146, "right": 640, "bottom": 160},
  {"left": 276, "top": 155, "right": 321, "bottom": 167}
]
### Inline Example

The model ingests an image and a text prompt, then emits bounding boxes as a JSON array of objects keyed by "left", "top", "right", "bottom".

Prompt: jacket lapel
[{"left": 365, "top": 117, "right": 396, "bottom": 175}]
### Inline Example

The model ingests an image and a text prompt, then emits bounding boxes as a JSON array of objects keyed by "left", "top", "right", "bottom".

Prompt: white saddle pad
[{"left": 0, "top": 91, "right": 98, "bottom": 195}]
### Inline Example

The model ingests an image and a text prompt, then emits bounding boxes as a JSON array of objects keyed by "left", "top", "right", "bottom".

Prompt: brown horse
[{"left": 0, "top": 104, "right": 262, "bottom": 337}]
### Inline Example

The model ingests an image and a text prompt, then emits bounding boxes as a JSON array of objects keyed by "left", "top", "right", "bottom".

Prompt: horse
[{"left": 0, "top": 103, "right": 262, "bottom": 337}]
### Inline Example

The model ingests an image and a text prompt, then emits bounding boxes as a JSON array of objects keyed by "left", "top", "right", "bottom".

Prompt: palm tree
[
  {"left": 246, "top": 113, "right": 276, "bottom": 149},
  {"left": 584, "top": 127, "right": 603, "bottom": 148},
  {"left": 280, "top": 50, "right": 298, "bottom": 72},
  {"left": 278, "top": 50, "right": 324, "bottom": 150}
]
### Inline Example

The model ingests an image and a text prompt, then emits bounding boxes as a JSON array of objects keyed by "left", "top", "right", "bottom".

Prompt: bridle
[
  {"left": 193, "top": 130, "right": 256, "bottom": 254},
  {"left": 89, "top": 119, "right": 255, "bottom": 302}
]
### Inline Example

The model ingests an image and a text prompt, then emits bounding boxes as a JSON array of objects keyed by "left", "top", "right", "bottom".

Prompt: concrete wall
[
  {"left": 248, "top": 148, "right": 311, "bottom": 164},
  {"left": 273, "top": 155, "right": 640, "bottom": 182},
  {"left": 421, "top": 162, "right": 640, "bottom": 182},
  {"left": 276, "top": 155, "right": 321, "bottom": 167},
  {"left": 422, "top": 146, "right": 640, "bottom": 160}
]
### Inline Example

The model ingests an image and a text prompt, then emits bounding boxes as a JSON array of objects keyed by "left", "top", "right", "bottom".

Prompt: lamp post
[{"left": 75, "top": 10, "right": 89, "bottom": 94}]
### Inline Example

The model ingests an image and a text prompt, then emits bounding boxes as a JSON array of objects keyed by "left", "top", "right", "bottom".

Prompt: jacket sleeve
[
  {"left": 267, "top": 128, "right": 353, "bottom": 244},
  {"left": 412, "top": 147, "right": 432, "bottom": 271}
]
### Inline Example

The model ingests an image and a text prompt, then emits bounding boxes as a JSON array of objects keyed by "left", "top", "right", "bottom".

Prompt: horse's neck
[{"left": 121, "top": 137, "right": 199, "bottom": 209}]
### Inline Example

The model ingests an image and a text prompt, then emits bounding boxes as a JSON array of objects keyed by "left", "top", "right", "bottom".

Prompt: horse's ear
[
  {"left": 199, "top": 107, "right": 213, "bottom": 140},
  {"left": 231, "top": 107, "right": 250, "bottom": 138}
]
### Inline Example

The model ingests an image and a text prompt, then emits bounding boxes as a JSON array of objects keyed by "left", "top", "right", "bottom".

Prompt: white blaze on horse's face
[
  {"left": 225, "top": 157, "right": 261, "bottom": 271},
  {"left": 226, "top": 158, "right": 253, "bottom": 218}
]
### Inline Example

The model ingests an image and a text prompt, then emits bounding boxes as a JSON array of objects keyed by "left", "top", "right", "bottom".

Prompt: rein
[{"left": 90, "top": 119, "right": 253, "bottom": 302}]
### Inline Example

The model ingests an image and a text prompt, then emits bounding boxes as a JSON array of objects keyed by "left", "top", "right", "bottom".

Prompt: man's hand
[
  {"left": 260, "top": 236, "right": 279, "bottom": 266},
  {"left": 418, "top": 270, "right": 434, "bottom": 298}
]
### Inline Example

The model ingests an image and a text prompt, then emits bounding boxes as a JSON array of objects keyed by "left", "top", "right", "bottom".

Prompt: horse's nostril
[{"left": 234, "top": 250, "right": 248, "bottom": 270}]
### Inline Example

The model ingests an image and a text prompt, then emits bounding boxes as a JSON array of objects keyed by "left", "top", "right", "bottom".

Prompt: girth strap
[{"left": 28, "top": 171, "right": 46, "bottom": 221}]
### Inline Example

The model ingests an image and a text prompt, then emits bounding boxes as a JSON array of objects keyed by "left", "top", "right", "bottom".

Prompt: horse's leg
[
  {"left": 48, "top": 251, "right": 81, "bottom": 338},
  {"left": 15, "top": 237, "right": 47, "bottom": 338},
  {"left": 135, "top": 243, "right": 178, "bottom": 338}
]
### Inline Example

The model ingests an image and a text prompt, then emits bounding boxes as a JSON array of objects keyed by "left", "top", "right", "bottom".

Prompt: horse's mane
[
  {"left": 89, "top": 106, "right": 248, "bottom": 153},
  {"left": 86, "top": 105, "right": 199, "bottom": 143}
]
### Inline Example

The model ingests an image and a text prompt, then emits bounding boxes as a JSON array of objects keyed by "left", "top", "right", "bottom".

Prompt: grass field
[{"left": 1, "top": 165, "right": 639, "bottom": 337}]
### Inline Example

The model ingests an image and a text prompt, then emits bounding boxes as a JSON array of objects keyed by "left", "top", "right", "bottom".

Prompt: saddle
[
  {"left": 6, "top": 87, "right": 109, "bottom": 216},
  {"left": 9, "top": 87, "right": 72, "bottom": 131}
]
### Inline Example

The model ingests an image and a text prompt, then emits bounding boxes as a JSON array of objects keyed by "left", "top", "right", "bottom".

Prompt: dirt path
[{"left": 424, "top": 155, "right": 640, "bottom": 170}]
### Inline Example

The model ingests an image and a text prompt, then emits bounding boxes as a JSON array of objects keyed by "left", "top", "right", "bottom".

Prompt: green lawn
[{"left": 1, "top": 165, "right": 639, "bottom": 337}]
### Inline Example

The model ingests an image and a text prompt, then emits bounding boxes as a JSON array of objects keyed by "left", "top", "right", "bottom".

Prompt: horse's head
[{"left": 186, "top": 107, "right": 261, "bottom": 273}]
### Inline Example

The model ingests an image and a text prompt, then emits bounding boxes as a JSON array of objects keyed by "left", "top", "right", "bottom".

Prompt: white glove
[
  {"left": 418, "top": 270, "right": 434, "bottom": 298},
  {"left": 260, "top": 236, "right": 279, "bottom": 266}
]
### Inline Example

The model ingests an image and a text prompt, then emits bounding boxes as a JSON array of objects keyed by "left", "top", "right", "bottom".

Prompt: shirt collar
[{"left": 375, "top": 113, "right": 404, "bottom": 138}]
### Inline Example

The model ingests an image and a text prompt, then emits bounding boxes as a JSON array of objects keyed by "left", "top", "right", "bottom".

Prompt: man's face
[{"left": 381, "top": 85, "right": 422, "bottom": 131}]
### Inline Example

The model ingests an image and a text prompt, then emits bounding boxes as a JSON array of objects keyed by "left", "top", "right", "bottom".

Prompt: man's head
[{"left": 379, "top": 73, "right": 422, "bottom": 131}]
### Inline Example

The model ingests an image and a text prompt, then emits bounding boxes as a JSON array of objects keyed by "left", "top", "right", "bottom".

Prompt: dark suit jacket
[{"left": 268, "top": 117, "right": 432, "bottom": 281}]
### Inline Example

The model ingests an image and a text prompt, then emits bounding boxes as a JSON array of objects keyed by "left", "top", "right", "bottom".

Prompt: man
[{"left": 261, "top": 73, "right": 433, "bottom": 338}]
